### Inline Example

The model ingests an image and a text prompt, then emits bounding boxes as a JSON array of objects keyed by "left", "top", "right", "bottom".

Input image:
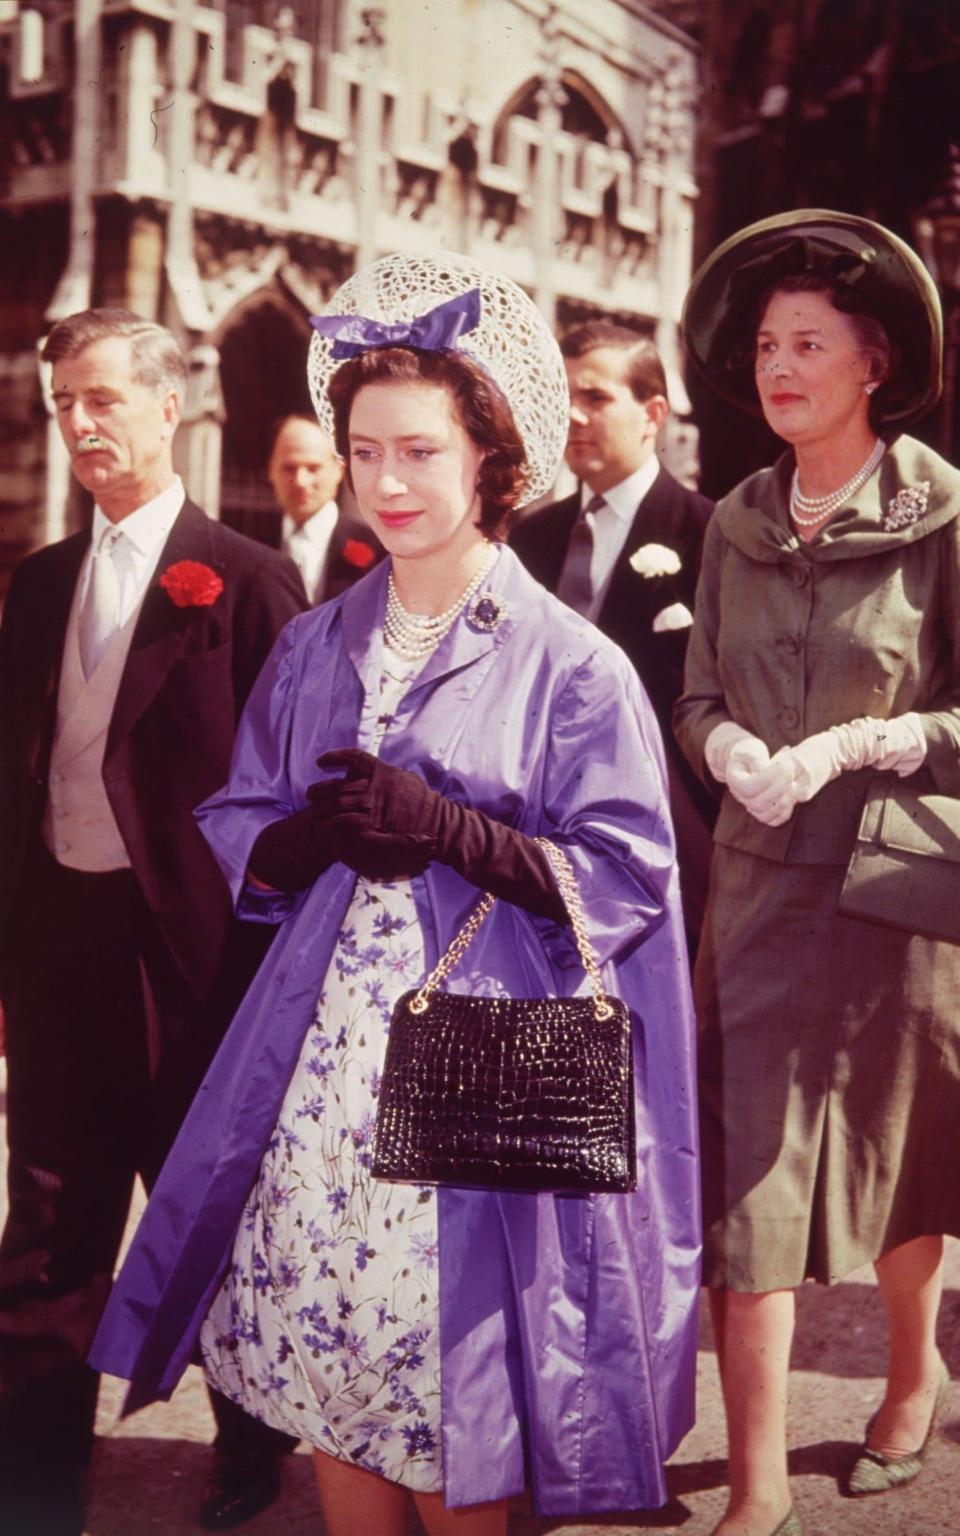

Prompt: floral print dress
[{"left": 200, "top": 645, "right": 443, "bottom": 1492}]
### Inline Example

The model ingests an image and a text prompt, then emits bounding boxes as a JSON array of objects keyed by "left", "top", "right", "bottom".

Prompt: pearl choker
[
  {"left": 789, "top": 438, "right": 885, "bottom": 526},
  {"left": 385, "top": 545, "right": 497, "bottom": 659}
]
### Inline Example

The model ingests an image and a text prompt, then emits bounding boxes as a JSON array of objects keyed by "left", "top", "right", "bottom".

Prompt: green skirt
[{"left": 695, "top": 845, "right": 960, "bottom": 1290}]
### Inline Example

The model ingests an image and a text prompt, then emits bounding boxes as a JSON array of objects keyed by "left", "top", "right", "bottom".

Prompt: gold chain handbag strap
[{"left": 408, "top": 838, "right": 614, "bottom": 1021}]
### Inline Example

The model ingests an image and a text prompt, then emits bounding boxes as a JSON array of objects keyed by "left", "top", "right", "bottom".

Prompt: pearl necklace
[
  {"left": 789, "top": 438, "right": 885, "bottom": 527},
  {"left": 385, "top": 545, "right": 497, "bottom": 659}
]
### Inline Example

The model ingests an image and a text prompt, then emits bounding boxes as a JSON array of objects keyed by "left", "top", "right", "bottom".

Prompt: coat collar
[
  {"left": 338, "top": 542, "right": 523, "bottom": 710},
  {"left": 717, "top": 433, "right": 960, "bottom": 565},
  {"left": 107, "top": 500, "right": 218, "bottom": 754}
]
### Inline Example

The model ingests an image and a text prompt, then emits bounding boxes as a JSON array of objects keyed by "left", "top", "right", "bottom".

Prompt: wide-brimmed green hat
[{"left": 681, "top": 209, "right": 943, "bottom": 423}]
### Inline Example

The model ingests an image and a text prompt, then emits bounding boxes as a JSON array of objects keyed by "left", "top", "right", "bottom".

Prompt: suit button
[
  {"left": 791, "top": 567, "right": 809, "bottom": 588},
  {"left": 782, "top": 707, "right": 799, "bottom": 728}
]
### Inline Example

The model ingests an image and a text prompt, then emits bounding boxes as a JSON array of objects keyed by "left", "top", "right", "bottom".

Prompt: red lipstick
[{"left": 377, "top": 510, "right": 421, "bottom": 529}]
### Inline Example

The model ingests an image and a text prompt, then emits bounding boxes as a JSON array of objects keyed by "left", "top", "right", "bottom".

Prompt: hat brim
[{"left": 681, "top": 210, "right": 943, "bottom": 423}]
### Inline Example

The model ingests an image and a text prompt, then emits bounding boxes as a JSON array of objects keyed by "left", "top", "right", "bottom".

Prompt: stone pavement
[{"left": 1, "top": 1063, "right": 958, "bottom": 1535}]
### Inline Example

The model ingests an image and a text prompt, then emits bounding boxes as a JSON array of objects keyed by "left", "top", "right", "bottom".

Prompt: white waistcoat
[{"left": 41, "top": 588, "right": 142, "bottom": 872}]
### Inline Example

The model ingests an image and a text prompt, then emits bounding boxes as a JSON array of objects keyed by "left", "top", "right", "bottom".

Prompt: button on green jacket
[{"left": 674, "top": 433, "right": 960, "bottom": 865}]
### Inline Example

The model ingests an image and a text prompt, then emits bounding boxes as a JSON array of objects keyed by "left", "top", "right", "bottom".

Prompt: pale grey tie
[
  {"left": 79, "top": 525, "right": 124, "bottom": 678},
  {"left": 557, "top": 493, "right": 605, "bottom": 615}
]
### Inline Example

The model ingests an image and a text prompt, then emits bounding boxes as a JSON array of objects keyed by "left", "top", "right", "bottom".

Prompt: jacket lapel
[
  {"left": 599, "top": 469, "right": 689, "bottom": 632},
  {"left": 539, "top": 492, "right": 579, "bottom": 591},
  {"left": 106, "top": 501, "right": 215, "bottom": 756},
  {"left": 337, "top": 546, "right": 521, "bottom": 758},
  {"left": 18, "top": 534, "right": 89, "bottom": 780}
]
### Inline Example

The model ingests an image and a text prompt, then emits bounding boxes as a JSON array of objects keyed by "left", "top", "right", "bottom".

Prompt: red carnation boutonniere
[
  {"left": 159, "top": 559, "right": 224, "bottom": 608},
  {"left": 342, "top": 538, "right": 376, "bottom": 570}
]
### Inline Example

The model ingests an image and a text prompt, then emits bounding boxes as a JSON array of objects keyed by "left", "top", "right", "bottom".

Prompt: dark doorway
[{"left": 218, "top": 289, "right": 313, "bottom": 543}]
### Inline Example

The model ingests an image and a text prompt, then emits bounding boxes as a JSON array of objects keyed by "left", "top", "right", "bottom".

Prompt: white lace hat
[{"left": 308, "top": 252, "right": 569, "bottom": 506}]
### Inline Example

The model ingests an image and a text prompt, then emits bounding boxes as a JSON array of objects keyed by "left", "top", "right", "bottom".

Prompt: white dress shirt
[
  {"left": 577, "top": 457, "right": 660, "bottom": 622},
  {"left": 282, "top": 501, "right": 339, "bottom": 604},
  {"left": 77, "top": 476, "right": 186, "bottom": 630}
]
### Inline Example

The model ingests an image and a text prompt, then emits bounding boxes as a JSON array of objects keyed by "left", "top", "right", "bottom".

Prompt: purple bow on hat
[{"left": 310, "top": 288, "right": 482, "bottom": 360}]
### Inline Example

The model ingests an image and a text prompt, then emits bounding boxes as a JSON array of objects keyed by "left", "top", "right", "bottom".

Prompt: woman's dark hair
[
  {"left": 326, "top": 346, "right": 529, "bottom": 538},
  {"left": 755, "top": 274, "right": 900, "bottom": 422}
]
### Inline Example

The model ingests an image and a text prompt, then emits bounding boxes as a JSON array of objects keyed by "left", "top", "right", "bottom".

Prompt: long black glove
[
  {"left": 248, "top": 802, "right": 434, "bottom": 891},
  {"left": 311, "top": 749, "right": 568, "bottom": 923}
]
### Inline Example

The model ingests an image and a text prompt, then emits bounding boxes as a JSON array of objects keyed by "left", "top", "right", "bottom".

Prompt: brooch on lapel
[
  {"left": 882, "top": 482, "right": 930, "bottom": 532},
  {"left": 342, "top": 538, "right": 376, "bottom": 569},
  {"left": 629, "top": 542, "right": 682, "bottom": 579},
  {"left": 466, "top": 591, "right": 505, "bottom": 633},
  {"left": 159, "top": 560, "right": 224, "bottom": 608}
]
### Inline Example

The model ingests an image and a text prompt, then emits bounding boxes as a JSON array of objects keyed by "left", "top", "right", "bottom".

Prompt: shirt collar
[
  {"left": 91, "top": 477, "right": 185, "bottom": 558},
  {"left": 582, "top": 457, "right": 660, "bottom": 521},
  {"left": 282, "top": 501, "right": 339, "bottom": 547}
]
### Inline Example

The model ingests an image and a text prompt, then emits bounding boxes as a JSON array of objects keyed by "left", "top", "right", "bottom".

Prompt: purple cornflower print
[
  {"left": 372, "top": 909, "right": 408, "bottom": 937},
  {"left": 198, "top": 871, "right": 441, "bottom": 1490},
  {"left": 401, "top": 1422, "right": 436, "bottom": 1458},
  {"left": 363, "top": 978, "right": 390, "bottom": 1014},
  {"left": 408, "top": 1231, "right": 439, "bottom": 1269}
]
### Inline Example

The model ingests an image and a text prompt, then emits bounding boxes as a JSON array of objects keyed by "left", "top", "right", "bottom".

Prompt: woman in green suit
[{"left": 676, "top": 211, "right": 959, "bottom": 1536}]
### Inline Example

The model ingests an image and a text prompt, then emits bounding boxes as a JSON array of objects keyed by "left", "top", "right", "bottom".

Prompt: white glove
[
  {"left": 729, "top": 754, "right": 800, "bottom": 826},
  {"left": 704, "top": 722, "right": 798, "bottom": 824},
  {"left": 705, "top": 722, "right": 770, "bottom": 784},
  {"left": 779, "top": 713, "right": 928, "bottom": 805}
]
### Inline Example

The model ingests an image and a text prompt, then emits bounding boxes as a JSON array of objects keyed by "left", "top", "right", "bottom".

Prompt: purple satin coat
[{"left": 90, "top": 547, "right": 701, "bottom": 1515}]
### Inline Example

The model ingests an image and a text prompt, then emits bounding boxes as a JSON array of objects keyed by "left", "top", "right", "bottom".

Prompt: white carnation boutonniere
[{"left": 629, "top": 542, "right": 682, "bottom": 579}]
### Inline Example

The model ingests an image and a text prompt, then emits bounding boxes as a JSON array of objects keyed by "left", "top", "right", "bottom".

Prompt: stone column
[
  {"left": 40, "top": 0, "right": 101, "bottom": 545},
  {"left": 45, "top": 0, "right": 100, "bottom": 321},
  {"left": 353, "top": 6, "right": 386, "bottom": 268},
  {"left": 174, "top": 343, "right": 224, "bottom": 517},
  {"left": 121, "top": 23, "right": 160, "bottom": 185},
  {"left": 126, "top": 207, "right": 165, "bottom": 319},
  {"left": 532, "top": 12, "right": 566, "bottom": 331},
  {"left": 165, "top": 0, "right": 209, "bottom": 332}
]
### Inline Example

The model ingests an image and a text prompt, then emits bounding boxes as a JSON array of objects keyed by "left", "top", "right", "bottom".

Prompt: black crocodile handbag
[{"left": 371, "top": 841, "right": 636, "bottom": 1194}]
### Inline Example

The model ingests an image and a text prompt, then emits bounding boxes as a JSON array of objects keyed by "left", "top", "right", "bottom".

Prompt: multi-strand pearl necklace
[
  {"left": 384, "top": 544, "right": 497, "bottom": 659},
  {"left": 789, "top": 437, "right": 885, "bottom": 527}
]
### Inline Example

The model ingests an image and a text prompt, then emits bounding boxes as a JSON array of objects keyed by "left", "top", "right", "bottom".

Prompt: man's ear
[
  {"left": 161, "top": 389, "right": 182, "bottom": 441},
  {"left": 643, "top": 394, "right": 670, "bottom": 432}
]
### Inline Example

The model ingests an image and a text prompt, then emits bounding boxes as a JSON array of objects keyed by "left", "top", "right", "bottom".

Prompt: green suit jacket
[{"left": 674, "top": 433, "right": 960, "bottom": 865}]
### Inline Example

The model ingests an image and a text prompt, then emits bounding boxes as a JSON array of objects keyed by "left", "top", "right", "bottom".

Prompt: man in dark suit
[
  {"left": 264, "top": 413, "right": 382, "bottom": 602},
  {"left": 0, "top": 309, "right": 308, "bottom": 1535},
  {"left": 511, "top": 320, "right": 716, "bottom": 952}
]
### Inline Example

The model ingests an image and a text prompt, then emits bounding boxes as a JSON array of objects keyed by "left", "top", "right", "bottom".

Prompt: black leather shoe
[{"left": 198, "top": 1452, "right": 282, "bottom": 1530}]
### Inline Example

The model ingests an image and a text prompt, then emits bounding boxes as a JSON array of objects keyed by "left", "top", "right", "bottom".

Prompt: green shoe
[
  {"left": 769, "top": 1508, "right": 805, "bottom": 1536},
  {"left": 846, "top": 1355, "right": 950, "bottom": 1497},
  {"left": 709, "top": 1507, "right": 804, "bottom": 1536}
]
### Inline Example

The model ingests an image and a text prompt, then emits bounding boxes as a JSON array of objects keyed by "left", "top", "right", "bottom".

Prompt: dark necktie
[{"left": 557, "top": 493, "right": 605, "bottom": 616}]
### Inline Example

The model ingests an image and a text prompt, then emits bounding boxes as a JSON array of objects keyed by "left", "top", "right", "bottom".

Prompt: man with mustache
[
  {"left": 510, "top": 320, "right": 716, "bottom": 953},
  {"left": 0, "top": 309, "right": 307, "bottom": 1534}
]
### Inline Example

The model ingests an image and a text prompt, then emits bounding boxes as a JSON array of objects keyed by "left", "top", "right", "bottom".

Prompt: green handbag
[{"left": 838, "top": 776, "right": 960, "bottom": 943}]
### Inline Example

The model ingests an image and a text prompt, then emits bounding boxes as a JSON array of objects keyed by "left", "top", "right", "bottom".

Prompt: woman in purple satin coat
[{"left": 91, "top": 254, "right": 700, "bottom": 1535}]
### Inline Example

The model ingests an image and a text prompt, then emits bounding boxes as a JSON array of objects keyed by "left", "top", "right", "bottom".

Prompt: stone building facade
[{"left": 0, "top": 0, "right": 701, "bottom": 584}]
